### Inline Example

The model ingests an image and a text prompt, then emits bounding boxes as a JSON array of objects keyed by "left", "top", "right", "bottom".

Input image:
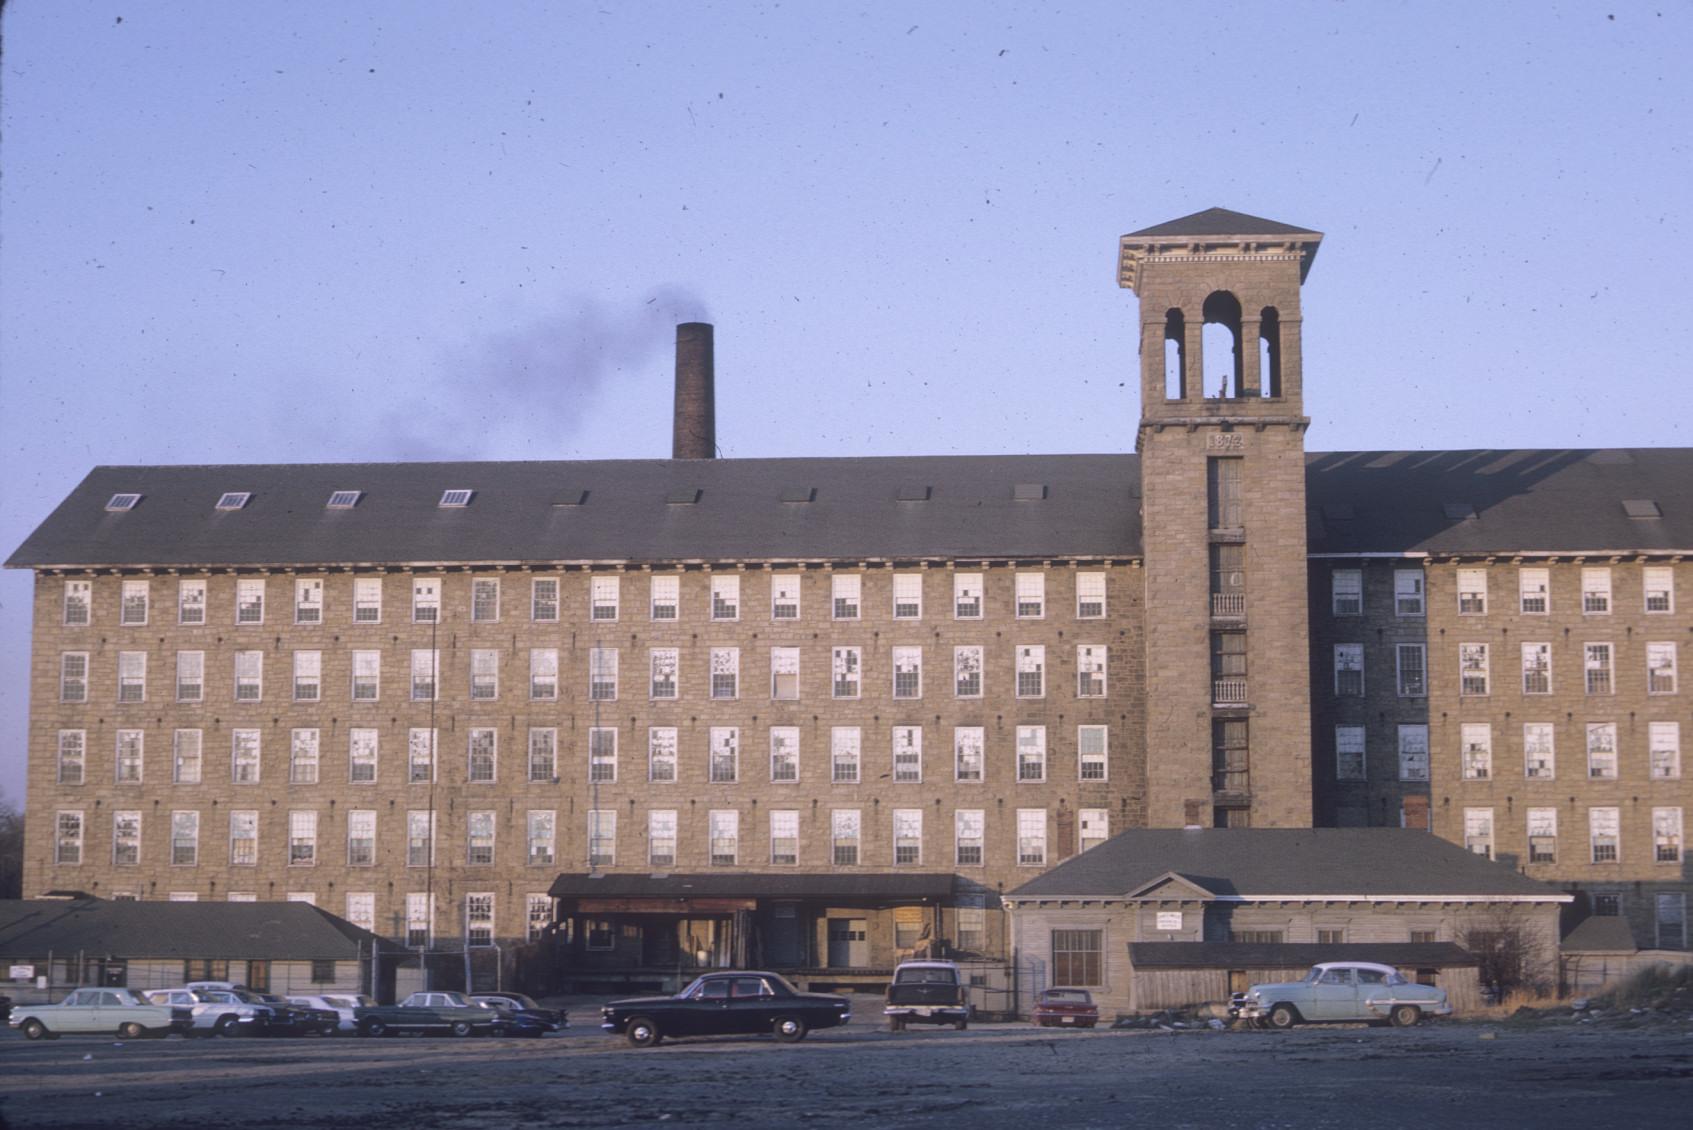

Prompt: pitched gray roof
[
  {"left": 549, "top": 872, "right": 955, "bottom": 900},
  {"left": 1124, "top": 207, "right": 1320, "bottom": 239},
  {"left": 1007, "top": 829, "right": 1568, "bottom": 901},
  {"left": 0, "top": 899, "right": 380, "bottom": 960},
  {"left": 1560, "top": 915, "right": 1638, "bottom": 953},
  {"left": 1127, "top": 942, "right": 1476, "bottom": 969}
]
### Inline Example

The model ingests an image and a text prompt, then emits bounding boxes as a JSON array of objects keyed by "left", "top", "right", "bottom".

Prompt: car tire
[
  {"left": 773, "top": 1016, "right": 808, "bottom": 1043},
  {"left": 625, "top": 1016, "right": 661, "bottom": 1048},
  {"left": 215, "top": 1015, "right": 241, "bottom": 1037},
  {"left": 1389, "top": 1004, "right": 1421, "bottom": 1028},
  {"left": 118, "top": 1022, "right": 146, "bottom": 1039},
  {"left": 954, "top": 1018, "right": 968, "bottom": 1031},
  {"left": 361, "top": 1018, "right": 389, "bottom": 1038},
  {"left": 889, "top": 1016, "right": 906, "bottom": 1032},
  {"left": 21, "top": 1019, "right": 47, "bottom": 1041},
  {"left": 1267, "top": 1004, "right": 1299, "bottom": 1030},
  {"left": 450, "top": 1020, "right": 473, "bottom": 1038}
]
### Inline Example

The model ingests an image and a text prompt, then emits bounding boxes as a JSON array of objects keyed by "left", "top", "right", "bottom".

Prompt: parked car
[
  {"left": 289, "top": 993, "right": 375, "bottom": 1034},
  {"left": 885, "top": 960, "right": 970, "bottom": 1031},
  {"left": 601, "top": 971, "right": 851, "bottom": 1047},
  {"left": 1032, "top": 987, "right": 1100, "bottom": 1028},
  {"left": 1229, "top": 962, "right": 1452, "bottom": 1029},
  {"left": 354, "top": 991, "right": 502, "bottom": 1037},
  {"left": 469, "top": 993, "right": 566, "bottom": 1036},
  {"left": 281, "top": 995, "right": 347, "bottom": 1035},
  {"left": 143, "top": 987, "right": 272, "bottom": 1036},
  {"left": 9, "top": 987, "right": 192, "bottom": 1040}
]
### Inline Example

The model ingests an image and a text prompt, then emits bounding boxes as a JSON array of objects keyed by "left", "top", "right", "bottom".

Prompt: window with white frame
[
  {"left": 528, "top": 728, "right": 556, "bottom": 782},
  {"left": 527, "top": 648, "right": 557, "bottom": 701},
  {"left": 1644, "top": 566, "right": 1675, "bottom": 613},
  {"left": 1585, "top": 643, "right": 1613, "bottom": 694},
  {"left": 411, "top": 577, "right": 440, "bottom": 623},
  {"left": 468, "top": 729, "right": 497, "bottom": 783},
  {"left": 709, "top": 727, "right": 739, "bottom": 783},
  {"left": 1076, "top": 571, "right": 1106, "bottom": 618},
  {"left": 407, "top": 728, "right": 436, "bottom": 783},
  {"left": 649, "top": 647, "right": 677, "bottom": 699},
  {"left": 588, "top": 647, "right": 617, "bottom": 701},
  {"left": 1524, "top": 723, "right": 1556, "bottom": 779},
  {"left": 832, "top": 574, "right": 860, "bottom": 619},
  {"left": 523, "top": 894, "right": 550, "bottom": 941},
  {"left": 121, "top": 579, "right": 150, "bottom": 625},
  {"left": 1331, "top": 569, "right": 1362, "bottom": 616},
  {"left": 648, "top": 728, "right": 677, "bottom": 783},
  {"left": 406, "top": 893, "right": 434, "bottom": 948},
  {"left": 770, "top": 727, "right": 799, "bottom": 783},
  {"left": 236, "top": 578, "right": 266, "bottom": 624},
  {"left": 55, "top": 810, "right": 84, "bottom": 863},
  {"left": 59, "top": 652, "right": 88, "bottom": 702},
  {"left": 1080, "top": 808, "right": 1109, "bottom": 853},
  {"left": 469, "top": 648, "right": 499, "bottom": 700},
  {"left": 466, "top": 894, "right": 494, "bottom": 947},
  {"left": 349, "top": 729, "right": 378, "bottom": 783},
  {"left": 117, "top": 651, "right": 146, "bottom": 702},
  {"left": 893, "top": 726, "right": 923, "bottom": 783},
  {"left": 954, "top": 727, "right": 984, "bottom": 783},
  {"left": 115, "top": 730, "right": 144, "bottom": 783},
  {"left": 831, "top": 727, "right": 860, "bottom": 784},
  {"left": 410, "top": 648, "right": 437, "bottom": 701},
  {"left": 710, "top": 647, "right": 738, "bottom": 698},
  {"left": 346, "top": 810, "right": 376, "bottom": 867},
  {"left": 831, "top": 647, "right": 860, "bottom": 698},
  {"left": 1333, "top": 643, "right": 1364, "bottom": 696},
  {"left": 708, "top": 810, "right": 738, "bottom": 866},
  {"left": 1653, "top": 807, "right": 1683, "bottom": 863},
  {"left": 173, "top": 650, "right": 203, "bottom": 703},
  {"left": 1519, "top": 642, "right": 1552, "bottom": 695},
  {"left": 1017, "top": 809, "right": 1047, "bottom": 866},
  {"left": 339, "top": 650, "right": 376, "bottom": 704},
  {"left": 1519, "top": 567, "right": 1550, "bottom": 614},
  {"left": 58, "top": 730, "right": 86, "bottom": 785},
  {"left": 892, "top": 647, "right": 922, "bottom": 699},
  {"left": 1590, "top": 807, "right": 1620, "bottom": 863},
  {"left": 1078, "top": 725, "right": 1108, "bottom": 781},
  {"left": 471, "top": 578, "right": 499, "bottom": 622},
  {"left": 1077, "top": 645, "right": 1107, "bottom": 697},
  {"left": 1647, "top": 642, "right": 1678, "bottom": 694},
  {"left": 353, "top": 577, "right": 382, "bottom": 623},
  {"left": 289, "top": 810, "right": 318, "bottom": 866},
  {"left": 1394, "top": 569, "right": 1425, "bottom": 616},
  {"left": 590, "top": 576, "right": 620, "bottom": 621},
  {"left": 770, "top": 810, "right": 799, "bottom": 865},
  {"left": 1459, "top": 643, "right": 1489, "bottom": 696},
  {"left": 954, "top": 572, "right": 983, "bottom": 619},
  {"left": 892, "top": 573, "right": 922, "bottom": 619},
  {"left": 1017, "top": 645, "right": 1045, "bottom": 698},
  {"left": 589, "top": 728, "right": 617, "bottom": 783},
  {"left": 1398, "top": 725, "right": 1430, "bottom": 781},
  {"left": 527, "top": 810, "right": 556, "bottom": 866},
  {"left": 232, "top": 730, "right": 261, "bottom": 783},
  {"left": 63, "top": 579, "right": 91, "bottom": 626},
  {"left": 171, "top": 810, "right": 199, "bottom": 866},
  {"left": 648, "top": 810, "right": 677, "bottom": 867},
  {"left": 467, "top": 810, "right": 495, "bottom": 866},
  {"left": 1650, "top": 722, "right": 1681, "bottom": 780},
  {"left": 771, "top": 647, "right": 800, "bottom": 699},
  {"left": 710, "top": 574, "right": 740, "bottom": 620},
  {"left": 1527, "top": 807, "right": 1558, "bottom": 863},
  {"left": 1657, "top": 893, "right": 1687, "bottom": 949},
  {"left": 1015, "top": 572, "right": 1045, "bottom": 618},
  {"left": 1017, "top": 726, "right": 1047, "bottom": 782},
  {"left": 406, "top": 810, "right": 434, "bottom": 867},
  {"left": 1457, "top": 568, "right": 1487, "bottom": 615},
  {"left": 892, "top": 809, "right": 922, "bottom": 865},
  {"left": 1463, "top": 807, "right": 1494, "bottom": 858},
  {"left": 290, "top": 729, "right": 320, "bottom": 784},
  {"left": 1335, "top": 725, "right": 1366, "bottom": 780},
  {"left": 296, "top": 578, "right": 324, "bottom": 624},
  {"left": 1586, "top": 722, "right": 1618, "bottom": 779},
  {"left": 229, "top": 810, "right": 258, "bottom": 866},
  {"left": 1460, "top": 723, "right": 1492, "bottom": 780},
  {"left": 530, "top": 577, "right": 559, "bottom": 622},
  {"left": 770, "top": 573, "right": 800, "bottom": 620},
  {"left": 1583, "top": 567, "right": 1613, "bottom": 613},
  {"left": 179, "top": 578, "right": 207, "bottom": 624},
  {"left": 293, "top": 650, "right": 321, "bottom": 701},
  {"left": 112, "top": 811, "right": 141, "bottom": 865},
  {"left": 650, "top": 575, "right": 679, "bottom": 620},
  {"left": 831, "top": 809, "right": 860, "bottom": 865},
  {"left": 346, "top": 893, "right": 377, "bottom": 934},
  {"left": 1395, "top": 643, "right": 1426, "bottom": 697},
  {"left": 953, "top": 646, "right": 983, "bottom": 698},
  {"left": 955, "top": 809, "right": 985, "bottom": 866}
]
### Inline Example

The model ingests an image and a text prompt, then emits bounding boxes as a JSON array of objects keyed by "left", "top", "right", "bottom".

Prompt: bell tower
[{"left": 1120, "top": 207, "right": 1322, "bottom": 828}]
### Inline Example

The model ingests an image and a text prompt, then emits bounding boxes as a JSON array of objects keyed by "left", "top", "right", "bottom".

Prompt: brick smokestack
[{"left": 672, "top": 322, "right": 716, "bottom": 460}]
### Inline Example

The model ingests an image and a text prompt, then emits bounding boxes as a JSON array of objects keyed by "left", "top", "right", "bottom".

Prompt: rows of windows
[
  {"left": 1461, "top": 805, "right": 1684, "bottom": 867},
  {"left": 59, "top": 643, "right": 1111, "bottom": 704},
  {"left": 53, "top": 723, "right": 1114, "bottom": 786},
  {"left": 1328, "top": 565, "right": 1677, "bottom": 618},
  {"left": 50, "top": 805, "right": 1111, "bottom": 871},
  {"left": 1329, "top": 641, "right": 1679, "bottom": 698},
  {"left": 62, "top": 570, "right": 1112, "bottom": 628},
  {"left": 1334, "top": 722, "right": 1682, "bottom": 782}
]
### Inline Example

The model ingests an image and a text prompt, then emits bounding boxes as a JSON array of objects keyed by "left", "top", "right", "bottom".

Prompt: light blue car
[{"left": 1229, "top": 962, "right": 1452, "bottom": 1029}]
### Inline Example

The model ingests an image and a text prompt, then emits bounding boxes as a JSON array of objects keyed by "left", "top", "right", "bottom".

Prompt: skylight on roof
[
  {"left": 1622, "top": 499, "right": 1663, "bottom": 519},
  {"left": 215, "top": 492, "right": 251, "bottom": 511},
  {"left": 105, "top": 493, "right": 141, "bottom": 512},
  {"left": 1441, "top": 501, "right": 1478, "bottom": 520},
  {"left": 1012, "top": 483, "right": 1047, "bottom": 501},
  {"left": 326, "top": 490, "right": 362, "bottom": 509},
  {"left": 439, "top": 489, "right": 474, "bottom": 508}
]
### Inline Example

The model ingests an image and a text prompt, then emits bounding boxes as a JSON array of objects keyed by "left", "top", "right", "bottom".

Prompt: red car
[{"left": 1032, "top": 987, "right": 1099, "bottom": 1028}]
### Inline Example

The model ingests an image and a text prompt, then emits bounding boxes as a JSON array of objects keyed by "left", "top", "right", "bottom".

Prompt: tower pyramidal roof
[{"left": 1125, "top": 206, "right": 1320, "bottom": 239}]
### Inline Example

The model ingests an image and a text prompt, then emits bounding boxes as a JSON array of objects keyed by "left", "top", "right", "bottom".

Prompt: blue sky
[{"left": 2, "top": 1, "right": 1689, "bottom": 801}]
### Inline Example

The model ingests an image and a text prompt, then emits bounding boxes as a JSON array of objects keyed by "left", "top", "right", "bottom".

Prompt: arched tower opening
[
  {"left": 1163, "top": 308, "right": 1186, "bottom": 400},
  {"left": 1259, "top": 306, "right": 1282, "bottom": 399},
  {"left": 1202, "top": 291, "right": 1243, "bottom": 399}
]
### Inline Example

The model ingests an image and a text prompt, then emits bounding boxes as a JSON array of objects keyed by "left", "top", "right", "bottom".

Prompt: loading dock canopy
[
  {"left": 549, "top": 873, "right": 956, "bottom": 904},
  {"left": 1128, "top": 942, "right": 1476, "bottom": 969}
]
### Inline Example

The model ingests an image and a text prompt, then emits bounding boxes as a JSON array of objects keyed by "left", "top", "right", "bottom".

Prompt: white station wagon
[{"left": 1228, "top": 961, "right": 1452, "bottom": 1029}]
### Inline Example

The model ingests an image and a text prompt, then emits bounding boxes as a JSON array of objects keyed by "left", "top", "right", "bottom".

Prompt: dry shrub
[{"left": 1601, "top": 962, "right": 1693, "bottom": 1010}]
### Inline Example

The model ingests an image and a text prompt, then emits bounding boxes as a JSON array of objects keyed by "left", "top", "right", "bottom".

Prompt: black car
[
  {"left": 470, "top": 993, "right": 566, "bottom": 1037},
  {"left": 252, "top": 993, "right": 325, "bottom": 1036},
  {"left": 601, "top": 971, "right": 851, "bottom": 1047}
]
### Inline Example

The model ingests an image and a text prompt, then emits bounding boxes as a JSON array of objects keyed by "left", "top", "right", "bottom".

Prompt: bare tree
[
  {"left": 0, "top": 787, "right": 22, "bottom": 899},
  {"left": 1462, "top": 908, "right": 1553, "bottom": 999}
]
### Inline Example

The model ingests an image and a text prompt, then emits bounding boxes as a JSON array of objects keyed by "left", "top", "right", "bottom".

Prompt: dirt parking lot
[{"left": 2, "top": 1007, "right": 1691, "bottom": 1129}]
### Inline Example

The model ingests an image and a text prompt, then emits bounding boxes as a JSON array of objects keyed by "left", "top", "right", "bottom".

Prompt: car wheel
[
  {"left": 625, "top": 1016, "right": 661, "bottom": 1048},
  {"left": 954, "top": 1018, "right": 968, "bottom": 1031},
  {"left": 118, "top": 1022, "right": 146, "bottom": 1039},
  {"left": 20, "top": 1019, "right": 47, "bottom": 1041},
  {"left": 361, "top": 1018, "right": 388, "bottom": 1038},
  {"left": 889, "top": 1016, "right": 906, "bottom": 1032},
  {"left": 1389, "top": 1004, "right": 1421, "bottom": 1028},
  {"left": 215, "top": 1015, "right": 241, "bottom": 1037},
  {"left": 449, "top": 1020, "right": 473, "bottom": 1038},
  {"left": 773, "top": 1016, "right": 808, "bottom": 1043},
  {"left": 1267, "top": 1004, "right": 1299, "bottom": 1030}
]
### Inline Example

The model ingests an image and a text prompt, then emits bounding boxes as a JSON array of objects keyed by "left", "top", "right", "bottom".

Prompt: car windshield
[
  {"left": 1042, "top": 990, "right": 1091, "bottom": 1003},
  {"left": 894, "top": 967, "right": 957, "bottom": 985},
  {"left": 678, "top": 972, "right": 797, "bottom": 999},
  {"left": 501, "top": 993, "right": 540, "bottom": 1008},
  {"left": 1304, "top": 968, "right": 1325, "bottom": 983}
]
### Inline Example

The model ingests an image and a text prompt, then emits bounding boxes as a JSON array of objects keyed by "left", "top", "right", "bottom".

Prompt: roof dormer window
[
  {"left": 326, "top": 490, "right": 362, "bottom": 509},
  {"left": 105, "top": 493, "right": 141, "bottom": 512},
  {"left": 215, "top": 492, "right": 251, "bottom": 511},
  {"left": 439, "top": 489, "right": 474, "bottom": 508}
]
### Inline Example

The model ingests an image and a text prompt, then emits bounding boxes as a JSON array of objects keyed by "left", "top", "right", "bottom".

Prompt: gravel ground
[{"left": 2, "top": 1007, "right": 1691, "bottom": 1129}]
